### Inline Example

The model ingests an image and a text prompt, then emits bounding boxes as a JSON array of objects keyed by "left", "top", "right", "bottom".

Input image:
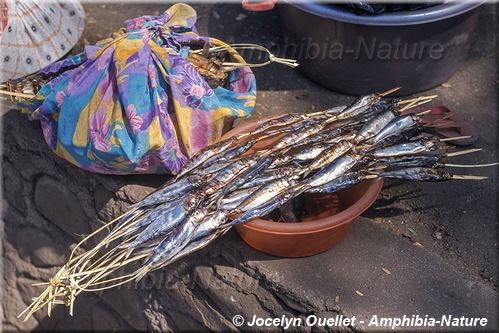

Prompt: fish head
[
  {"left": 189, "top": 174, "right": 208, "bottom": 187},
  {"left": 185, "top": 193, "right": 203, "bottom": 208},
  {"left": 191, "top": 208, "right": 208, "bottom": 223},
  {"left": 358, "top": 93, "right": 380, "bottom": 107},
  {"left": 214, "top": 210, "right": 231, "bottom": 226},
  {"left": 421, "top": 139, "right": 437, "bottom": 150},
  {"left": 281, "top": 188, "right": 299, "bottom": 202}
]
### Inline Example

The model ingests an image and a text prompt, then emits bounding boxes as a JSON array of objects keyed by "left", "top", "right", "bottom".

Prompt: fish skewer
[
  {"left": 372, "top": 110, "right": 433, "bottom": 144},
  {"left": 371, "top": 124, "right": 426, "bottom": 148},
  {"left": 134, "top": 208, "right": 209, "bottom": 275},
  {"left": 176, "top": 136, "right": 238, "bottom": 177},
  {"left": 370, "top": 138, "right": 440, "bottom": 158},
  {"left": 377, "top": 167, "right": 488, "bottom": 181},
  {"left": 237, "top": 113, "right": 308, "bottom": 139},
  {"left": 366, "top": 148, "right": 486, "bottom": 170},
  {"left": 219, "top": 153, "right": 278, "bottom": 196},
  {"left": 302, "top": 150, "right": 368, "bottom": 188},
  {"left": 218, "top": 187, "right": 260, "bottom": 210},
  {"left": 240, "top": 167, "right": 295, "bottom": 190},
  {"left": 286, "top": 127, "right": 348, "bottom": 151},
  {"left": 134, "top": 214, "right": 232, "bottom": 280},
  {"left": 201, "top": 137, "right": 259, "bottom": 168},
  {"left": 259, "top": 120, "right": 327, "bottom": 156},
  {"left": 263, "top": 116, "right": 326, "bottom": 136},
  {"left": 234, "top": 175, "right": 299, "bottom": 213},
  {"left": 298, "top": 140, "right": 356, "bottom": 176},
  {"left": 236, "top": 88, "right": 399, "bottom": 140},
  {"left": 354, "top": 107, "right": 399, "bottom": 144},
  {"left": 21, "top": 89, "right": 495, "bottom": 321},
  {"left": 225, "top": 184, "right": 308, "bottom": 227},
  {"left": 123, "top": 193, "right": 204, "bottom": 249},
  {"left": 289, "top": 142, "right": 336, "bottom": 162},
  {"left": 201, "top": 156, "right": 260, "bottom": 197},
  {"left": 130, "top": 174, "right": 209, "bottom": 210},
  {"left": 306, "top": 171, "right": 378, "bottom": 194}
]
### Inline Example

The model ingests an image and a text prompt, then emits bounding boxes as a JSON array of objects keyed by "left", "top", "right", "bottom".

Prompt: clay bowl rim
[
  {"left": 234, "top": 179, "right": 383, "bottom": 235},
  {"left": 221, "top": 114, "right": 384, "bottom": 235}
]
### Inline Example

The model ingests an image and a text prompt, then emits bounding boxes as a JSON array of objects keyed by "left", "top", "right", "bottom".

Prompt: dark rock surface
[{"left": 1, "top": 2, "right": 497, "bottom": 332}]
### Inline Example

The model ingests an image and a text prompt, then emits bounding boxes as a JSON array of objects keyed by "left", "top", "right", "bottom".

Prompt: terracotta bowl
[{"left": 219, "top": 114, "right": 383, "bottom": 257}]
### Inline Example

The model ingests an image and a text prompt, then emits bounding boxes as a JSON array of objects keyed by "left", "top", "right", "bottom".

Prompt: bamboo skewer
[
  {"left": 438, "top": 135, "right": 471, "bottom": 142},
  {"left": 380, "top": 86, "right": 401, "bottom": 96},
  {"left": 446, "top": 148, "right": 482, "bottom": 157},
  {"left": 451, "top": 175, "right": 488, "bottom": 180},
  {"left": 445, "top": 162, "right": 499, "bottom": 168},
  {"left": 399, "top": 95, "right": 438, "bottom": 105},
  {"left": 0, "top": 90, "right": 35, "bottom": 99}
]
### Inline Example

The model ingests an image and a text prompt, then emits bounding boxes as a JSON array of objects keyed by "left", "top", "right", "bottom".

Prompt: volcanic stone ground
[{"left": 1, "top": 2, "right": 497, "bottom": 332}]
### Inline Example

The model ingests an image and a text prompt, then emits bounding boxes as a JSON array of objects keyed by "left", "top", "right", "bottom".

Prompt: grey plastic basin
[{"left": 278, "top": 1, "right": 485, "bottom": 96}]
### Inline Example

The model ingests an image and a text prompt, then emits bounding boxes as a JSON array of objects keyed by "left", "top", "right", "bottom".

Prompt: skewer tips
[
  {"left": 437, "top": 145, "right": 456, "bottom": 151},
  {"left": 0, "top": 89, "right": 36, "bottom": 99},
  {"left": 446, "top": 148, "right": 482, "bottom": 157},
  {"left": 445, "top": 162, "right": 499, "bottom": 168},
  {"left": 415, "top": 109, "right": 433, "bottom": 117},
  {"left": 380, "top": 87, "right": 401, "bottom": 97},
  {"left": 399, "top": 95, "right": 438, "bottom": 105},
  {"left": 438, "top": 135, "right": 471, "bottom": 142},
  {"left": 451, "top": 175, "right": 488, "bottom": 180}
]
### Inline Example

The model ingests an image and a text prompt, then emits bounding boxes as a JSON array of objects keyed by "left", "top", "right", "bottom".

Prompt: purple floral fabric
[{"left": 18, "top": 3, "right": 256, "bottom": 174}]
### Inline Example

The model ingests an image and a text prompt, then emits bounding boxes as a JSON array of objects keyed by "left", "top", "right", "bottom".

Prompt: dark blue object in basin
[{"left": 278, "top": 1, "right": 485, "bottom": 96}]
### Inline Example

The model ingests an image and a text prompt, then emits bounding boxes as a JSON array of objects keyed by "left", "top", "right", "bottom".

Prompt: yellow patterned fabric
[{"left": 18, "top": 3, "right": 257, "bottom": 175}]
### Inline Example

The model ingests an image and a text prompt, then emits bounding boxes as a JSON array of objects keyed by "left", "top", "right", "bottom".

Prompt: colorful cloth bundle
[{"left": 19, "top": 3, "right": 257, "bottom": 174}]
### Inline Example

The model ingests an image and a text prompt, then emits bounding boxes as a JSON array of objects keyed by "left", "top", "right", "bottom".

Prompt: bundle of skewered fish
[
  {"left": 0, "top": 42, "right": 296, "bottom": 102},
  {"left": 20, "top": 88, "right": 493, "bottom": 320},
  {"left": 0, "top": 46, "right": 231, "bottom": 107},
  {"left": 0, "top": 75, "right": 48, "bottom": 103}
]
